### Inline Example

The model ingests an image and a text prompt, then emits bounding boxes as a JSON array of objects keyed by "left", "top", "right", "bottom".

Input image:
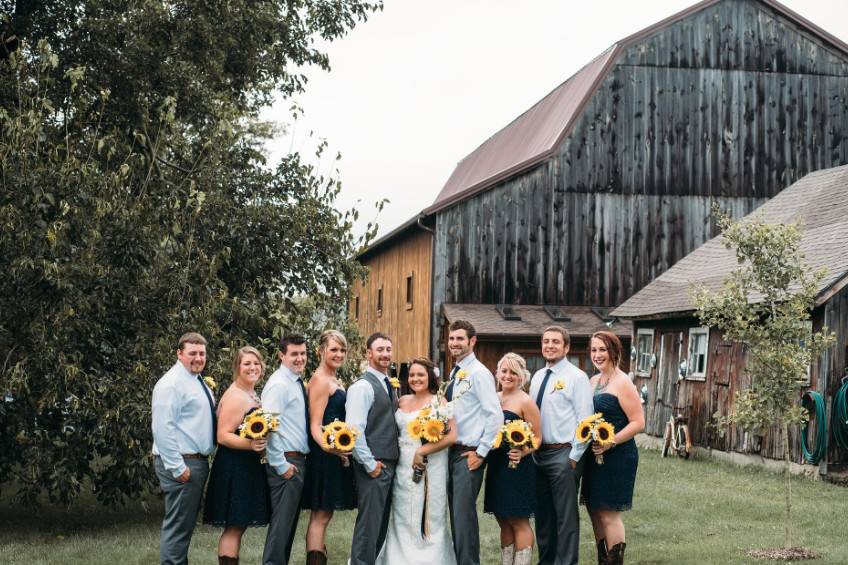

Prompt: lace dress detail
[{"left": 376, "top": 409, "right": 456, "bottom": 565}]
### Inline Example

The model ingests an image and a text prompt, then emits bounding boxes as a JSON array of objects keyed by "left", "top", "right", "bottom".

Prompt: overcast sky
[{"left": 263, "top": 0, "right": 848, "bottom": 239}]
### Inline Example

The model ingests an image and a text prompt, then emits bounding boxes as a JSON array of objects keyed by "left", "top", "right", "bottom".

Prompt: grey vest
[{"left": 360, "top": 371, "right": 399, "bottom": 461}]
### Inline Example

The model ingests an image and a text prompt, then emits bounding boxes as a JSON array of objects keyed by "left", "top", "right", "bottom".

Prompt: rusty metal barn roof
[{"left": 424, "top": 0, "right": 848, "bottom": 215}]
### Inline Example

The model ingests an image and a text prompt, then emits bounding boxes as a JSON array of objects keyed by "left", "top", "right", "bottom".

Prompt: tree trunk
[{"left": 782, "top": 420, "right": 792, "bottom": 548}]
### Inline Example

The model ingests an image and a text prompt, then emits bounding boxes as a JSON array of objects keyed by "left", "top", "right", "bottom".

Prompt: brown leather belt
[
  {"left": 182, "top": 453, "right": 206, "bottom": 459},
  {"left": 453, "top": 444, "right": 478, "bottom": 452},
  {"left": 540, "top": 442, "right": 572, "bottom": 451},
  {"left": 285, "top": 451, "right": 306, "bottom": 458}
]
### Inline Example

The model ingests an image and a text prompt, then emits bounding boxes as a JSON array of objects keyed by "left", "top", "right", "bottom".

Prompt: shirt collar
[
  {"left": 547, "top": 356, "right": 571, "bottom": 373},
  {"left": 367, "top": 367, "right": 389, "bottom": 381},
  {"left": 279, "top": 364, "right": 303, "bottom": 383},
  {"left": 455, "top": 352, "right": 476, "bottom": 369},
  {"left": 175, "top": 361, "right": 199, "bottom": 379}
]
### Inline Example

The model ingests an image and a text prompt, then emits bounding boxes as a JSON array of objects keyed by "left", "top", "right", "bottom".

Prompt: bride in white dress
[{"left": 376, "top": 358, "right": 457, "bottom": 565}]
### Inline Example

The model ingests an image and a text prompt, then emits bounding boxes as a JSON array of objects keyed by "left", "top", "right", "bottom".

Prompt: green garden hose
[
  {"left": 832, "top": 380, "right": 848, "bottom": 451},
  {"left": 801, "top": 391, "right": 826, "bottom": 464}
]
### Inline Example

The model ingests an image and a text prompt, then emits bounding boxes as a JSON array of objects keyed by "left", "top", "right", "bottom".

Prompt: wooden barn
[
  {"left": 353, "top": 0, "right": 848, "bottom": 377},
  {"left": 612, "top": 165, "right": 848, "bottom": 477}
]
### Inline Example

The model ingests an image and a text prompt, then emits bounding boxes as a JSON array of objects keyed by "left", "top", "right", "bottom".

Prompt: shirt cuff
[
  {"left": 476, "top": 445, "right": 491, "bottom": 458},
  {"left": 170, "top": 463, "right": 187, "bottom": 479},
  {"left": 273, "top": 459, "right": 291, "bottom": 476}
]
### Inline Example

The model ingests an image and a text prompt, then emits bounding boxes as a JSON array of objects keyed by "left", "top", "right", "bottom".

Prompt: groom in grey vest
[{"left": 346, "top": 332, "right": 400, "bottom": 565}]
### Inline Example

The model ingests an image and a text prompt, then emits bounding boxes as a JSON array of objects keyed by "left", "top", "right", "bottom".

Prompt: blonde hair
[
  {"left": 232, "top": 346, "right": 266, "bottom": 380},
  {"left": 497, "top": 353, "right": 530, "bottom": 388},
  {"left": 318, "top": 329, "right": 348, "bottom": 354}
]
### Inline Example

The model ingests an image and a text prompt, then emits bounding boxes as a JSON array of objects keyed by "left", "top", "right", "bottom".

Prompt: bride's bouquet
[
  {"left": 576, "top": 412, "right": 616, "bottom": 464},
  {"left": 492, "top": 419, "right": 540, "bottom": 468},
  {"left": 406, "top": 402, "right": 452, "bottom": 483}
]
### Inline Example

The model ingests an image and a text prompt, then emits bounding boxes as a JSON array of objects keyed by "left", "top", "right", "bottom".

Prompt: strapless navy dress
[
  {"left": 581, "top": 392, "right": 639, "bottom": 511},
  {"left": 203, "top": 408, "right": 271, "bottom": 527},
  {"left": 483, "top": 409, "right": 537, "bottom": 518},
  {"left": 302, "top": 388, "right": 357, "bottom": 510}
]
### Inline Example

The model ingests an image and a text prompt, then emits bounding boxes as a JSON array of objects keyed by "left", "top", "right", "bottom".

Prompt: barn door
[{"left": 653, "top": 331, "right": 683, "bottom": 437}]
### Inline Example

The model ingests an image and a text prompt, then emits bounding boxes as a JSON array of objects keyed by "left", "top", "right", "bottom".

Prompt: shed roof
[
  {"left": 611, "top": 164, "right": 848, "bottom": 319},
  {"left": 424, "top": 0, "right": 848, "bottom": 215},
  {"left": 442, "top": 304, "right": 631, "bottom": 339}
]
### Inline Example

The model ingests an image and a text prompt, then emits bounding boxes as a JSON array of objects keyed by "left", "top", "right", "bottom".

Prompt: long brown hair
[{"left": 590, "top": 331, "right": 623, "bottom": 368}]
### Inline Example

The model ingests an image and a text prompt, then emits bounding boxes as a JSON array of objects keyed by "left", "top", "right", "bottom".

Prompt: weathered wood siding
[
  {"left": 635, "top": 286, "right": 848, "bottom": 468},
  {"left": 431, "top": 0, "right": 848, "bottom": 361},
  {"left": 351, "top": 228, "right": 433, "bottom": 364}
]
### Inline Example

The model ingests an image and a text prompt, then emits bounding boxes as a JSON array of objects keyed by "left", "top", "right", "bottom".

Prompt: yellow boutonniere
[
  {"left": 552, "top": 379, "right": 565, "bottom": 393},
  {"left": 389, "top": 377, "right": 401, "bottom": 389},
  {"left": 203, "top": 376, "right": 217, "bottom": 392},
  {"left": 456, "top": 370, "right": 469, "bottom": 381}
]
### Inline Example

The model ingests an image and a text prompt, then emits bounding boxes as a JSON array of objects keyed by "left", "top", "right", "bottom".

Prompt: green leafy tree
[
  {"left": 0, "top": 0, "right": 382, "bottom": 506},
  {"left": 691, "top": 208, "right": 834, "bottom": 550}
]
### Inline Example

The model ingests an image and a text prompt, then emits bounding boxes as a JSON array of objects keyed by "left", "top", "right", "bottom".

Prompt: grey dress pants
[
  {"left": 350, "top": 460, "right": 396, "bottom": 565},
  {"left": 263, "top": 455, "right": 306, "bottom": 565},
  {"left": 155, "top": 456, "right": 209, "bottom": 565},
  {"left": 534, "top": 448, "right": 584, "bottom": 565},
  {"left": 448, "top": 447, "right": 487, "bottom": 565}
]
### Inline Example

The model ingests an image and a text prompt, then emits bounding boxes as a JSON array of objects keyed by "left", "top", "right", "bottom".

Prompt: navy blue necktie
[
  {"left": 446, "top": 365, "right": 460, "bottom": 401},
  {"left": 535, "top": 368, "right": 554, "bottom": 410},
  {"left": 197, "top": 375, "right": 217, "bottom": 446},
  {"left": 297, "top": 378, "right": 309, "bottom": 437}
]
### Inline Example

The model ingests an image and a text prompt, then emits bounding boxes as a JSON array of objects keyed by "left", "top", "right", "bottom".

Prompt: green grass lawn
[{"left": 2, "top": 449, "right": 846, "bottom": 564}]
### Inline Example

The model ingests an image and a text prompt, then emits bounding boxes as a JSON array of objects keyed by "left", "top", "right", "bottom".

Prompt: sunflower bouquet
[
  {"left": 406, "top": 403, "right": 452, "bottom": 482},
  {"left": 492, "top": 419, "right": 540, "bottom": 468},
  {"left": 576, "top": 412, "right": 616, "bottom": 464},
  {"left": 238, "top": 408, "right": 280, "bottom": 440},
  {"left": 321, "top": 419, "right": 359, "bottom": 453}
]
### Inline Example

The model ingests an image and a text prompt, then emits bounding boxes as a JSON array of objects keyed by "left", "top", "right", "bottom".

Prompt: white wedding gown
[{"left": 376, "top": 409, "right": 456, "bottom": 565}]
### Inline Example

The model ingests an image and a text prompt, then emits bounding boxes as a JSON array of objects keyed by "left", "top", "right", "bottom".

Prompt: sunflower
[
  {"left": 504, "top": 420, "right": 530, "bottom": 447},
  {"left": 334, "top": 428, "right": 356, "bottom": 451},
  {"left": 322, "top": 429, "right": 334, "bottom": 449},
  {"left": 407, "top": 418, "right": 424, "bottom": 439},
  {"left": 418, "top": 406, "right": 433, "bottom": 418},
  {"left": 576, "top": 421, "right": 594, "bottom": 443},
  {"left": 491, "top": 431, "right": 503, "bottom": 449},
  {"left": 531, "top": 434, "right": 541, "bottom": 449},
  {"left": 593, "top": 421, "right": 616, "bottom": 445},
  {"left": 585, "top": 412, "right": 604, "bottom": 425},
  {"left": 422, "top": 419, "right": 446, "bottom": 443},
  {"left": 243, "top": 414, "right": 269, "bottom": 439},
  {"left": 328, "top": 419, "right": 346, "bottom": 433}
]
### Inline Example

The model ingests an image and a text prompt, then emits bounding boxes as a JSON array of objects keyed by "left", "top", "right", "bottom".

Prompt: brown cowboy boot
[
  {"left": 608, "top": 542, "right": 626, "bottom": 564},
  {"left": 596, "top": 538, "right": 609, "bottom": 564},
  {"left": 305, "top": 550, "right": 327, "bottom": 565},
  {"left": 218, "top": 557, "right": 238, "bottom": 565}
]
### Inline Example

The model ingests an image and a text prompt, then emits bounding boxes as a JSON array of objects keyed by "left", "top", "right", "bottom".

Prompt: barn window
[
  {"left": 354, "top": 295, "right": 360, "bottom": 319},
  {"left": 405, "top": 272, "right": 414, "bottom": 310},
  {"left": 635, "top": 329, "right": 654, "bottom": 377},
  {"left": 687, "top": 327, "right": 709, "bottom": 380},
  {"left": 376, "top": 286, "right": 383, "bottom": 317}
]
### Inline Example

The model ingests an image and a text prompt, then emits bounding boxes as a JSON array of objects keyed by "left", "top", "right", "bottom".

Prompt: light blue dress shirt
[
  {"left": 450, "top": 353, "right": 502, "bottom": 458},
  {"left": 528, "top": 357, "right": 594, "bottom": 462},
  {"left": 345, "top": 367, "right": 387, "bottom": 473},
  {"left": 261, "top": 365, "right": 310, "bottom": 475},
  {"left": 152, "top": 361, "right": 215, "bottom": 478}
]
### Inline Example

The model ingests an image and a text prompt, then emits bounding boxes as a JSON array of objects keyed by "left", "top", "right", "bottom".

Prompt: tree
[
  {"left": 0, "top": 0, "right": 383, "bottom": 506},
  {"left": 691, "top": 208, "right": 834, "bottom": 553}
]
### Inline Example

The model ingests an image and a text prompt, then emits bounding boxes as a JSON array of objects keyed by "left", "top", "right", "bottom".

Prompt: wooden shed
[{"left": 612, "top": 165, "right": 848, "bottom": 477}]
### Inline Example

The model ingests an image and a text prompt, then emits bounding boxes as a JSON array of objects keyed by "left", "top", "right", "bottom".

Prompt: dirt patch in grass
[{"left": 747, "top": 547, "right": 821, "bottom": 561}]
